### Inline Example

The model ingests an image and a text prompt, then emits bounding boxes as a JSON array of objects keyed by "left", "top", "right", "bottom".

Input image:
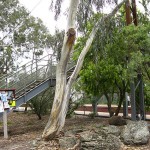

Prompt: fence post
[
  {"left": 123, "top": 92, "right": 128, "bottom": 118},
  {"left": 138, "top": 74, "right": 145, "bottom": 120},
  {"left": 130, "top": 81, "right": 136, "bottom": 121}
]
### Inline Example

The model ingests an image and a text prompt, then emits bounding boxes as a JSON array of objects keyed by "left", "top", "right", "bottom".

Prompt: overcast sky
[
  {"left": 17, "top": 0, "right": 149, "bottom": 65},
  {"left": 19, "top": 0, "right": 148, "bottom": 35},
  {"left": 19, "top": 0, "right": 68, "bottom": 34}
]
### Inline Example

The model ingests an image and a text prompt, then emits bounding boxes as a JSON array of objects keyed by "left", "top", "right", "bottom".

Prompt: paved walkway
[{"left": 74, "top": 110, "right": 150, "bottom": 120}]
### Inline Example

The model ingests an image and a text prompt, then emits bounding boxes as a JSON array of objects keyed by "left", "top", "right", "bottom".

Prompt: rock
[
  {"left": 59, "top": 136, "right": 78, "bottom": 150},
  {"left": 104, "top": 134, "right": 122, "bottom": 150},
  {"left": 109, "top": 116, "right": 127, "bottom": 126},
  {"left": 80, "top": 130, "right": 100, "bottom": 142},
  {"left": 79, "top": 129, "right": 121, "bottom": 150},
  {"left": 121, "top": 121, "right": 150, "bottom": 145},
  {"left": 81, "top": 141, "right": 102, "bottom": 150},
  {"left": 36, "top": 140, "right": 59, "bottom": 150},
  {"left": 36, "top": 137, "right": 41, "bottom": 141},
  {"left": 103, "top": 125, "right": 121, "bottom": 136},
  {"left": 65, "top": 129, "right": 84, "bottom": 136},
  {"left": 32, "top": 140, "right": 38, "bottom": 147}
]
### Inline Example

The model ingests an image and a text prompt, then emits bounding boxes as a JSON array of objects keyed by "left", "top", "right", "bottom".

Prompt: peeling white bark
[
  {"left": 42, "top": 0, "right": 127, "bottom": 140},
  {"left": 42, "top": 0, "right": 79, "bottom": 140},
  {"left": 61, "top": 0, "right": 128, "bottom": 126}
]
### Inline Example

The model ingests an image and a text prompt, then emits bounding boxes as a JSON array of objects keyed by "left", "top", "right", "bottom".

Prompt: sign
[
  {"left": 0, "top": 89, "right": 16, "bottom": 112},
  {"left": 0, "top": 100, "right": 4, "bottom": 112},
  {"left": 8, "top": 100, "right": 16, "bottom": 107}
]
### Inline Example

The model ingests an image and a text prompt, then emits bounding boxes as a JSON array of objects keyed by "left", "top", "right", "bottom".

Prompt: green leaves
[
  {"left": 0, "top": 0, "right": 54, "bottom": 74},
  {"left": 73, "top": 8, "right": 150, "bottom": 100}
]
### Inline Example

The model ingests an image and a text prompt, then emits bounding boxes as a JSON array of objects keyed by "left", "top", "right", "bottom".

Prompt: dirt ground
[{"left": 0, "top": 111, "right": 150, "bottom": 150}]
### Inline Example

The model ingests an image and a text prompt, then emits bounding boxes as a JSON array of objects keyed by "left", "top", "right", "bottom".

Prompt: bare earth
[{"left": 0, "top": 111, "right": 150, "bottom": 150}]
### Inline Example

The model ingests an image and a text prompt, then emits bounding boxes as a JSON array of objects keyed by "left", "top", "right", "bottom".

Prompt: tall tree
[
  {"left": 0, "top": 0, "right": 52, "bottom": 74},
  {"left": 42, "top": 0, "right": 128, "bottom": 140}
]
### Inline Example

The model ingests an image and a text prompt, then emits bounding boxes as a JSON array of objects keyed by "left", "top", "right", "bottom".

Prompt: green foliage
[
  {"left": 106, "top": 24, "right": 150, "bottom": 77},
  {"left": 66, "top": 100, "right": 80, "bottom": 118},
  {"left": 0, "top": 0, "right": 53, "bottom": 73},
  {"left": 88, "top": 112, "right": 97, "bottom": 119},
  {"left": 74, "top": 13, "right": 126, "bottom": 98},
  {"left": 29, "top": 88, "right": 54, "bottom": 120},
  {"left": 73, "top": 8, "right": 150, "bottom": 109},
  {"left": 79, "top": 60, "right": 118, "bottom": 96},
  {"left": 50, "top": 29, "right": 65, "bottom": 61}
]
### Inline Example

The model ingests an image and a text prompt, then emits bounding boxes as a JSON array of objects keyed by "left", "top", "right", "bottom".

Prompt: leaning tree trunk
[
  {"left": 115, "top": 92, "right": 125, "bottom": 116},
  {"left": 42, "top": 0, "right": 80, "bottom": 140},
  {"left": 92, "top": 101, "right": 98, "bottom": 115},
  {"left": 115, "top": 81, "right": 126, "bottom": 116},
  {"left": 105, "top": 93, "right": 114, "bottom": 117},
  {"left": 42, "top": 0, "right": 128, "bottom": 140}
]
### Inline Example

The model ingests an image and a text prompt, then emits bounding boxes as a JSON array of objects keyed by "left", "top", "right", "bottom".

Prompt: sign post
[
  {"left": 3, "top": 110, "right": 8, "bottom": 139},
  {"left": 0, "top": 89, "right": 16, "bottom": 139}
]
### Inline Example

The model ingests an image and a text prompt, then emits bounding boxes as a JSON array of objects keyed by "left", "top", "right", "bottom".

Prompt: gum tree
[{"left": 42, "top": 0, "right": 128, "bottom": 140}]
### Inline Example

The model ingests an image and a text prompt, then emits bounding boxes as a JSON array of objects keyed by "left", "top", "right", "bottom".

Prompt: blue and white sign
[
  {"left": 1, "top": 93, "right": 7, "bottom": 102},
  {"left": 0, "top": 100, "right": 4, "bottom": 112}
]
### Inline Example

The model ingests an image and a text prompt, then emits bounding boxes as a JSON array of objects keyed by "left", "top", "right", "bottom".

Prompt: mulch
[{"left": 0, "top": 112, "right": 150, "bottom": 150}]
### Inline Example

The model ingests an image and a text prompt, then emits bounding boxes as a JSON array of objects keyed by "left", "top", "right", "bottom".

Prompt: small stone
[
  {"left": 36, "top": 137, "right": 41, "bottom": 141},
  {"left": 32, "top": 140, "right": 37, "bottom": 147},
  {"left": 109, "top": 116, "right": 127, "bottom": 126},
  {"left": 59, "top": 136, "right": 77, "bottom": 150}
]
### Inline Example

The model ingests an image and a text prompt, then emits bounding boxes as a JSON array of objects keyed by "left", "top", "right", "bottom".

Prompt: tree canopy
[
  {"left": 73, "top": 5, "right": 150, "bottom": 115},
  {"left": 0, "top": 0, "right": 53, "bottom": 74}
]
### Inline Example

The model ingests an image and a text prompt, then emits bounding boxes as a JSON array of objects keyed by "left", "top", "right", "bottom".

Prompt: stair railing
[
  {"left": 0, "top": 52, "right": 76, "bottom": 100},
  {"left": 0, "top": 54, "right": 57, "bottom": 94}
]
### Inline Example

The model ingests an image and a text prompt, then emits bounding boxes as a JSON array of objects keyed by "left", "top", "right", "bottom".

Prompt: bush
[
  {"left": 88, "top": 112, "right": 97, "bottom": 119},
  {"left": 30, "top": 87, "right": 54, "bottom": 119},
  {"left": 66, "top": 100, "right": 80, "bottom": 118}
]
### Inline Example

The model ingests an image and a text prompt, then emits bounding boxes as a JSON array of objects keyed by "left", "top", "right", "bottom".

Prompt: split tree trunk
[
  {"left": 92, "top": 102, "right": 98, "bottom": 115},
  {"left": 42, "top": 0, "right": 128, "bottom": 140},
  {"left": 42, "top": 0, "right": 80, "bottom": 140},
  {"left": 105, "top": 93, "right": 114, "bottom": 117}
]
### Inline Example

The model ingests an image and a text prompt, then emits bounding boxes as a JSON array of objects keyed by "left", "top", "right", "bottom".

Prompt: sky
[
  {"left": 18, "top": 0, "right": 68, "bottom": 65},
  {"left": 19, "top": 0, "right": 148, "bottom": 35},
  {"left": 19, "top": 0, "right": 68, "bottom": 34},
  {"left": 18, "top": 0, "right": 149, "bottom": 65}
]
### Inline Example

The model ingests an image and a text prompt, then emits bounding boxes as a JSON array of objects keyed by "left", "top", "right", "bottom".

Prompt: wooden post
[
  {"left": 3, "top": 110, "right": 8, "bottom": 139},
  {"left": 125, "top": 0, "right": 132, "bottom": 25},
  {"left": 138, "top": 74, "right": 145, "bottom": 120},
  {"left": 131, "top": 0, "right": 138, "bottom": 26}
]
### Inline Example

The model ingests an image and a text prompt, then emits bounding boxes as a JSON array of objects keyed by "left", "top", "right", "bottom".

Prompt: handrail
[
  {"left": 0, "top": 52, "right": 75, "bottom": 100},
  {"left": 0, "top": 54, "right": 57, "bottom": 89},
  {"left": 0, "top": 54, "right": 57, "bottom": 80}
]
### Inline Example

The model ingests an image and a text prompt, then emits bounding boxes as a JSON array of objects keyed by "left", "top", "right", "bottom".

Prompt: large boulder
[
  {"left": 80, "top": 130, "right": 122, "bottom": 150},
  {"left": 121, "top": 121, "right": 150, "bottom": 145},
  {"left": 108, "top": 116, "right": 127, "bottom": 126},
  {"left": 59, "top": 128, "right": 122, "bottom": 150}
]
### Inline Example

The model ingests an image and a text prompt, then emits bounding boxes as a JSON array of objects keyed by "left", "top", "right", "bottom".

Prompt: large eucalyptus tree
[{"left": 42, "top": 0, "right": 128, "bottom": 140}]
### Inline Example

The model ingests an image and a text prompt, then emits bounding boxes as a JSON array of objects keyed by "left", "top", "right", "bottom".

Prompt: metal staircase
[{"left": 0, "top": 54, "right": 75, "bottom": 113}]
